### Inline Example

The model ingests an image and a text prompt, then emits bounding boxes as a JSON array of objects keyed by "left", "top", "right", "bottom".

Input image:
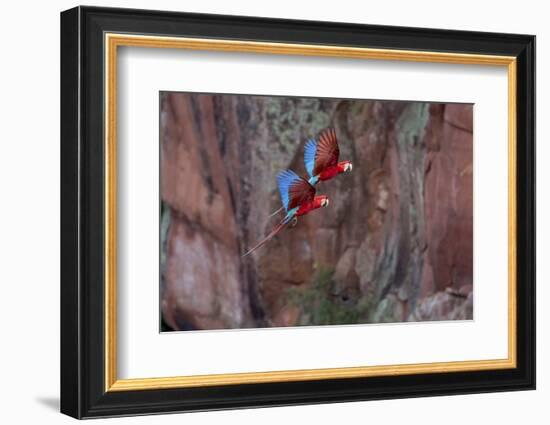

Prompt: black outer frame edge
[
  {"left": 59, "top": 5, "right": 536, "bottom": 419},
  {"left": 515, "top": 35, "right": 536, "bottom": 391},
  {"left": 60, "top": 7, "right": 82, "bottom": 419},
  {"left": 78, "top": 4, "right": 535, "bottom": 54}
]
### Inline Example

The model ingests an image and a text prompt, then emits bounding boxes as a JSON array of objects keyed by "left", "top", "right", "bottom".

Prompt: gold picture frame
[{"left": 104, "top": 33, "right": 517, "bottom": 392}]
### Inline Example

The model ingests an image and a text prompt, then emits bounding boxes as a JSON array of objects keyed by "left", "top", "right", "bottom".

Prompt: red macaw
[
  {"left": 268, "top": 128, "right": 352, "bottom": 219},
  {"left": 243, "top": 169, "right": 329, "bottom": 257},
  {"left": 304, "top": 127, "right": 352, "bottom": 185}
]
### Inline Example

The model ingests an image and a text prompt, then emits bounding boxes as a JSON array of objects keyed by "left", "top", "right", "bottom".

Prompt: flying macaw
[
  {"left": 268, "top": 128, "right": 352, "bottom": 219},
  {"left": 243, "top": 169, "right": 329, "bottom": 257},
  {"left": 304, "top": 127, "right": 352, "bottom": 185}
]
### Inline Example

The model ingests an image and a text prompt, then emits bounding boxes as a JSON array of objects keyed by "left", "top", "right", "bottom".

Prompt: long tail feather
[
  {"left": 268, "top": 205, "right": 284, "bottom": 218},
  {"left": 242, "top": 219, "right": 289, "bottom": 257}
]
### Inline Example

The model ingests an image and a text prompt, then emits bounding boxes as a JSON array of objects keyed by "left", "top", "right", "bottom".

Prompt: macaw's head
[
  {"left": 338, "top": 160, "right": 353, "bottom": 174},
  {"left": 315, "top": 195, "right": 330, "bottom": 209}
]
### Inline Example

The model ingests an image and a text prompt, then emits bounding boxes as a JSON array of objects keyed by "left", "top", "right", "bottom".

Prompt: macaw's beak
[
  {"left": 344, "top": 162, "right": 353, "bottom": 172},
  {"left": 321, "top": 198, "right": 329, "bottom": 208}
]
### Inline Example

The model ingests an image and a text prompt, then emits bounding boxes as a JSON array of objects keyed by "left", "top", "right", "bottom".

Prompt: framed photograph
[{"left": 60, "top": 6, "right": 535, "bottom": 419}]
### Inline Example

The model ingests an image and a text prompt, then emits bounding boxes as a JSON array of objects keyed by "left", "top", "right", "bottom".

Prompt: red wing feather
[
  {"left": 288, "top": 177, "right": 316, "bottom": 211},
  {"left": 314, "top": 128, "right": 340, "bottom": 176}
]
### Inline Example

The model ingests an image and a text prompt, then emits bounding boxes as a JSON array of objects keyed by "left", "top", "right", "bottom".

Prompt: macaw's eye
[{"left": 345, "top": 163, "right": 353, "bottom": 172}]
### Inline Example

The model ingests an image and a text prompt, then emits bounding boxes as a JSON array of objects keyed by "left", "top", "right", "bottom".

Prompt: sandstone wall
[{"left": 160, "top": 92, "right": 473, "bottom": 330}]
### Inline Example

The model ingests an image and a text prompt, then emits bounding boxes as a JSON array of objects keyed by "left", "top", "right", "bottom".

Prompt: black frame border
[{"left": 60, "top": 6, "right": 535, "bottom": 419}]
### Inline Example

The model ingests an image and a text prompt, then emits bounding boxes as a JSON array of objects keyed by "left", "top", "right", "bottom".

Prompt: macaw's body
[
  {"left": 313, "top": 162, "right": 351, "bottom": 183},
  {"left": 242, "top": 169, "right": 329, "bottom": 257},
  {"left": 294, "top": 194, "right": 328, "bottom": 217},
  {"left": 304, "top": 127, "right": 352, "bottom": 185}
]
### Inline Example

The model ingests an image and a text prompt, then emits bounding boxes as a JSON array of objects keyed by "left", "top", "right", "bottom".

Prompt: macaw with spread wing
[
  {"left": 304, "top": 127, "right": 352, "bottom": 185},
  {"left": 243, "top": 169, "right": 329, "bottom": 257},
  {"left": 268, "top": 128, "right": 352, "bottom": 219}
]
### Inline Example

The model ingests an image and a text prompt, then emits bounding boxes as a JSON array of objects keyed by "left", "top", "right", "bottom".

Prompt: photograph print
[{"left": 160, "top": 92, "right": 473, "bottom": 332}]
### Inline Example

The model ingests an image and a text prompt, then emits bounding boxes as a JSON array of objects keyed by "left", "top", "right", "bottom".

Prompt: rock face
[{"left": 160, "top": 92, "right": 473, "bottom": 331}]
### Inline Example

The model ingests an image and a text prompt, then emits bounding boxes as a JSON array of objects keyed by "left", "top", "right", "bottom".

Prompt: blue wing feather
[
  {"left": 284, "top": 207, "right": 299, "bottom": 222},
  {"left": 276, "top": 169, "right": 301, "bottom": 212},
  {"left": 304, "top": 139, "right": 317, "bottom": 178}
]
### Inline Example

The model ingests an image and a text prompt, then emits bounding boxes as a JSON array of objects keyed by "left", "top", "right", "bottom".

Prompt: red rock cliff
[{"left": 160, "top": 93, "right": 473, "bottom": 330}]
